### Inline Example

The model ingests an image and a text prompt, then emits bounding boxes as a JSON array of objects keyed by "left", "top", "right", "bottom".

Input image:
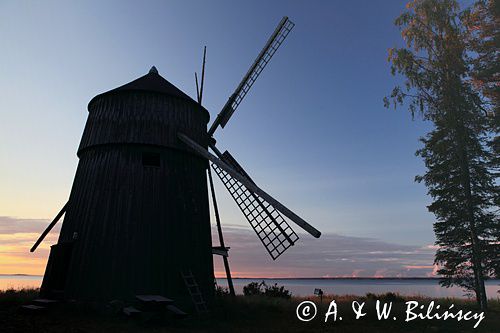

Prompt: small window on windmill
[{"left": 142, "top": 152, "right": 160, "bottom": 168}]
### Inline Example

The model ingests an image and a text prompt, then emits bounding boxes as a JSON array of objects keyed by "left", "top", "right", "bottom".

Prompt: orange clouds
[{"left": 0, "top": 217, "right": 59, "bottom": 275}]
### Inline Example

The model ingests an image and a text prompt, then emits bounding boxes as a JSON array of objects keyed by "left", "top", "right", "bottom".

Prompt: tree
[
  {"left": 463, "top": 0, "right": 499, "bottom": 106},
  {"left": 385, "top": 0, "right": 499, "bottom": 310},
  {"left": 463, "top": 0, "right": 499, "bottom": 208}
]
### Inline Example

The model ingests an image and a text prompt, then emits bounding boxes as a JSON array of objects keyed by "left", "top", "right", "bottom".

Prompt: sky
[{"left": 0, "top": 0, "right": 457, "bottom": 277}]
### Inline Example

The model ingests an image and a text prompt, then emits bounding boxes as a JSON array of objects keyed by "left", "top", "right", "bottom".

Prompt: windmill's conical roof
[{"left": 88, "top": 66, "right": 200, "bottom": 109}]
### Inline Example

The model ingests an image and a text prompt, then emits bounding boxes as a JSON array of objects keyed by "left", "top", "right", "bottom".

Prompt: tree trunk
[
  {"left": 467, "top": 208, "right": 487, "bottom": 309},
  {"left": 459, "top": 133, "right": 488, "bottom": 310}
]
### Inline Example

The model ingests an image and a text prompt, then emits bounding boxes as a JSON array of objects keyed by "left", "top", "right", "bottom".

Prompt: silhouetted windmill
[{"left": 31, "top": 16, "right": 321, "bottom": 305}]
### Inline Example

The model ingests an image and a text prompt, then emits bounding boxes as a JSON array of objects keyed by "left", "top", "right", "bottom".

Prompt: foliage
[
  {"left": 214, "top": 285, "right": 231, "bottom": 297},
  {"left": 385, "top": 0, "right": 499, "bottom": 310},
  {"left": 463, "top": 0, "right": 500, "bottom": 208},
  {"left": 0, "top": 288, "right": 39, "bottom": 307},
  {"left": 263, "top": 283, "right": 292, "bottom": 299},
  {"left": 243, "top": 281, "right": 265, "bottom": 296},
  {"left": 242, "top": 281, "right": 292, "bottom": 299},
  {"left": 463, "top": 0, "right": 499, "bottom": 106}
]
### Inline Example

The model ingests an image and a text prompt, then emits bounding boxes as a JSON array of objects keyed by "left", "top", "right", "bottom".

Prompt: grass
[{"left": 0, "top": 288, "right": 498, "bottom": 332}]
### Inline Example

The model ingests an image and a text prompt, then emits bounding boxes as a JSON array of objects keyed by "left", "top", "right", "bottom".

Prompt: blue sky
[{"left": 0, "top": 0, "right": 456, "bottom": 276}]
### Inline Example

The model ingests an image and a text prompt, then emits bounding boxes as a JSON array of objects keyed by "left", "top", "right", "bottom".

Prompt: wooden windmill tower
[{"left": 32, "top": 16, "right": 321, "bottom": 304}]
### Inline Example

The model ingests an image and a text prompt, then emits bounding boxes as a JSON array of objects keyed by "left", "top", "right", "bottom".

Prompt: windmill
[
  {"left": 188, "top": 16, "right": 321, "bottom": 295},
  {"left": 30, "top": 16, "right": 321, "bottom": 304}
]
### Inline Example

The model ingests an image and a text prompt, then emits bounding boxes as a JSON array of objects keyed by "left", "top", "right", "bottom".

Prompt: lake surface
[
  {"left": 0, "top": 275, "right": 44, "bottom": 291},
  {"left": 1, "top": 275, "right": 498, "bottom": 299},
  {"left": 218, "top": 278, "right": 500, "bottom": 299}
]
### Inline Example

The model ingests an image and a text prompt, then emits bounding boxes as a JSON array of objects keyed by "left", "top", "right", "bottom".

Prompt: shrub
[
  {"left": 243, "top": 281, "right": 265, "bottom": 296},
  {"left": 263, "top": 283, "right": 291, "bottom": 299},
  {"left": 243, "top": 281, "right": 291, "bottom": 299},
  {"left": 215, "top": 285, "right": 230, "bottom": 297}
]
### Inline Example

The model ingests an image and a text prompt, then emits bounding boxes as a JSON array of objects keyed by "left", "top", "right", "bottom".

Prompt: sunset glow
[
  {"left": 1, "top": 0, "right": 439, "bottom": 282},
  {"left": 0, "top": 217, "right": 436, "bottom": 278}
]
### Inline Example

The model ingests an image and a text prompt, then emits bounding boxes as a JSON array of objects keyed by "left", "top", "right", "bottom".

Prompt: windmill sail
[
  {"left": 208, "top": 16, "right": 295, "bottom": 136},
  {"left": 211, "top": 151, "right": 299, "bottom": 260},
  {"left": 178, "top": 132, "right": 321, "bottom": 237}
]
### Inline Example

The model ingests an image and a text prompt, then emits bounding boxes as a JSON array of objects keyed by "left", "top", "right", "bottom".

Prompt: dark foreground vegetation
[{"left": 0, "top": 288, "right": 499, "bottom": 332}]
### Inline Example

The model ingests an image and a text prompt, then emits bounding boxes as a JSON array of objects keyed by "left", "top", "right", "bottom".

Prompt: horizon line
[{"left": 0, "top": 273, "right": 443, "bottom": 279}]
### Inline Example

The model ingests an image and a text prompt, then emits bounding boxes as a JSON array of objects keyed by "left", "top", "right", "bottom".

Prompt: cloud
[
  {"left": 213, "top": 224, "right": 436, "bottom": 278},
  {"left": 0, "top": 216, "right": 61, "bottom": 235},
  {"left": 0, "top": 216, "right": 59, "bottom": 274},
  {"left": 0, "top": 216, "right": 436, "bottom": 278}
]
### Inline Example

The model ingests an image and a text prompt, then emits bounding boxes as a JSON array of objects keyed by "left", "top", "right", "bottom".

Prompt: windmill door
[{"left": 40, "top": 242, "right": 74, "bottom": 298}]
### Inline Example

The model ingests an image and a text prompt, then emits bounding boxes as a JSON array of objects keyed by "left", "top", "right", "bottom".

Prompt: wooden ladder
[{"left": 181, "top": 270, "right": 208, "bottom": 314}]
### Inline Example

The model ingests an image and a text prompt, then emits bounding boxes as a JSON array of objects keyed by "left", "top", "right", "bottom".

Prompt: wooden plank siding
[
  {"left": 42, "top": 89, "right": 214, "bottom": 304},
  {"left": 79, "top": 92, "right": 209, "bottom": 155}
]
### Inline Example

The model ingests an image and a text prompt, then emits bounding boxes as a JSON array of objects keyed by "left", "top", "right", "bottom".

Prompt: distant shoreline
[
  {"left": 0, "top": 274, "right": 43, "bottom": 277},
  {"left": 227, "top": 277, "right": 444, "bottom": 280},
  {"left": 2, "top": 274, "right": 499, "bottom": 281},
  {"left": 225, "top": 277, "right": 500, "bottom": 282}
]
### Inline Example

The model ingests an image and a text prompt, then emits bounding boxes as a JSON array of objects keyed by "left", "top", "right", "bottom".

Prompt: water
[
  {"left": 216, "top": 278, "right": 500, "bottom": 299},
  {"left": 1, "top": 275, "right": 498, "bottom": 299},
  {"left": 0, "top": 275, "right": 43, "bottom": 291}
]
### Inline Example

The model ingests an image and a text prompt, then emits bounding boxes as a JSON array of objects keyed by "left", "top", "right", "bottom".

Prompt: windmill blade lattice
[
  {"left": 209, "top": 17, "right": 295, "bottom": 135},
  {"left": 211, "top": 151, "right": 299, "bottom": 260}
]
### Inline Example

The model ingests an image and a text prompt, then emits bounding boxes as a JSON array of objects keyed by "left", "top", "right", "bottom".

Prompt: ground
[{"left": 0, "top": 289, "right": 498, "bottom": 332}]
